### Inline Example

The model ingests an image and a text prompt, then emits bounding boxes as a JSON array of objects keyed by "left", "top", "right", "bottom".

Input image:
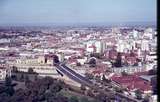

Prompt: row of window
[{"left": 112, "top": 67, "right": 145, "bottom": 73}]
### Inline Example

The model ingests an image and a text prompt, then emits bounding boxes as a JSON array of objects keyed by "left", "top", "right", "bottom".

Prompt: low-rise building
[
  {"left": 0, "top": 64, "right": 11, "bottom": 80},
  {"left": 111, "top": 75, "right": 152, "bottom": 94},
  {"left": 112, "top": 66, "right": 146, "bottom": 74}
]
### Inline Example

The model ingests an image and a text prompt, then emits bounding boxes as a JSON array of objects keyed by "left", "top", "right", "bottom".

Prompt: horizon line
[{"left": 0, "top": 21, "right": 156, "bottom": 27}]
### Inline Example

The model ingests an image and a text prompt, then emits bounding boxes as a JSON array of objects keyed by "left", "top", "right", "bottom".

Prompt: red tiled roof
[
  {"left": 88, "top": 45, "right": 96, "bottom": 48},
  {"left": 68, "top": 59, "right": 77, "bottom": 63},
  {"left": 92, "top": 70, "right": 102, "bottom": 74},
  {"left": 111, "top": 75, "right": 151, "bottom": 91},
  {"left": 91, "top": 66, "right": 106, "bottom": 74},
  {"left": 133, "top": 71, "right": 149, "bottom": 76}
]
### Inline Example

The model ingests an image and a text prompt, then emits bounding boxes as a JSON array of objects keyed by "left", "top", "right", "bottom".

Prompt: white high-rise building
[
  {"left": 95, "top": 41, "right": 106, "bottom": 54},
  {"left": 141, "top": 40, "right": 149, "bottom": 51},
  {"left": 86, "top": 40, "right": 106, "bottom": 54},
  {"left": 137, "top": 48, "right": 141, "bottom": 58},
  {"left": 133, "top": 30, "right": 138, "bottom": 38},
  {"left": 144, "top": 28, "right": 153, "bottom": 39},
  {"left": 145, "top": 28, "right": 153, "bottom": 33},
  {"left": 117, "top": 40, "right": 130, "bottom": 52},
  {"left": 86, "top": 40, "right": 95, "bottom": 53},
  {"left": 57, "top": 52, "right": 64, "bottom": 62}
]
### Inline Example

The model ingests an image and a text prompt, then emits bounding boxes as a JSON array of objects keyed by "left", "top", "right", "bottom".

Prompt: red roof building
[{"left": 111, "top": 75, "right": 152, "bottom": 92}]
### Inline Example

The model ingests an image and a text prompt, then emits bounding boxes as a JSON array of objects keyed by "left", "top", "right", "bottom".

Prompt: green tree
[
  {"left": 5, "top": 76, "right": 15, "bottom": 96},
  {"left": 5, "top": 76, "right": 12, "bottom": 86},
  {"left": 88, "top": 58, "right": 96, "bottom": 67},
  {"left": 121, "top": 71, "right": 128, "bottom": 76},
  {"left": 20, "top": 74, "right": 24, "bottom": 82},
  {"left": 102, "top": 74, "right": 106, "bottom": 81},
  {"left": 135, "top": 89, "right": 143, "bottom": 100},
  {"left": 114, "top": 87, "right": 123, "bottom": 93},
  {"left": 24, "top": 75, "right": 31, "bottom": 87},
  {"left": 90, "top": 53, "right": 101, "bottom": 59},
  {"left": 80, "top": 84, "right": 86, "bottom": 92},
  {"left": 151, "top": 76, "right": 157, "bottom": 94},
  {"left": 96, "top": 93, "right": 107, "bottom": 102},
  {"left": 34, "top": 75, "right": 38, "bottom": 81},
  {"left": 80, "top": 96, "right": 90, "bottom": 102},
  {"left": 69, "top": 96, "right": 79, "bottom": 102},
  {"left": 28, "top": 68, "right": 34, "bottom": 74},
  {"left": 76, "top": 62, "right": 81, "bottom": 66},
  {"left": 148, "top": 69, "right": 156, "bottom": 75},
  {"left": 114, "top": 52, "right": 122, "bottom": 67},
  {"left": 85, "top": 73, "right": 94, "bottom": 80},
  {"left": 49, "top": 83, "right": 62, "bottom": 93},
  {"left": 87, "top": 89, "right": 94, "bottom": 97},
  {"left": 142, "top": 94, "right": 150, "bottom": 102}
]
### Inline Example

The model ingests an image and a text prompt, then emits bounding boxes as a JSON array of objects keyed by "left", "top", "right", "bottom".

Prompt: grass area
[
  {"left": 59, "top": 89, "right": 97, "bottom": 102},
  {"left": 12, "top": 81, "right": 26, "bottom": 90}
]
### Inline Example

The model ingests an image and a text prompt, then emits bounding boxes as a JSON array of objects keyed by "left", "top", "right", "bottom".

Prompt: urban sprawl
[{"left": 0, "top": 26, "right": 157, "bottom": 102}]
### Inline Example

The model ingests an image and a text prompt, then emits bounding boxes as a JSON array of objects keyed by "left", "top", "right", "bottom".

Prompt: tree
[
  {"left": 133, "top": 62, "right": 138, "bottom": 66},
  {"left": 85, "top": 73, "right": 94, "bottom": 80},
  {"left": 25, "top": 75, "right": 29, "bottom": 82},
  {"left": 95, "top": 76, "right": 101, "bottom": 82},
  {"left": 34, "top": 75, "right": 38, "bottom": 81},
  {"left": 96, "top": 92, "right": 107, "bottom": 102},
  {"left": 5, "top": 76, "right": 15, "bottom": 96},
  {"left": 49, "top": 83, "right": 62, "bottom": 93},
  {"left": 121, "top": 98, "right": 127, "bottom": 102},
  {"left": 80, "top": 84, "right": 86, "bottom": 92},
  {"left": 102, "top": 74, "right": 106, "bottom": 81},
  {"left": 135, "top": 89, "right": 143, "bottom": 100},
  {"left": 45, "top": 90, "right": 55, "bottom": 102},
  {"left": 90, "top": 53, "right": 101, "bottom": 59},
  {"left": 20, "top": 74, "right": 24, "bottom": 82},
  {"left": 142, "top": 94, "right": 150, "bottom": 102},
  {"left": 25, "top": 75, "right": 31, "bottom": 87},
  {"left": 0, "top": 92, "right": 10, "bottom": 102},
  {"left": 53, "top": 94, "right": 68, "bottom": 102},
  {"left": 114, "top": 87, "right": 123, "bottom": 93},
  {"left": 28, "top": 68, "right": 34, "bottom": 74},
  {"left": 148, "top": 69, "right": 156, "bottom": 75},
  {"left": 80, "top": 97, "right": 90, "bottom": 102},
  {"left": 5, "top": 76, "right": 12, "bottom": 86},
  {"left": 53, "top": 55, "right": 59, "bottom": 64},
  {"left": 151, "top": 76, "right": 157, "bottom": 95},
  {"left": 114, "top": 52, "right": 122, "bottom": 67},
  {"left": 121, "top": 71, "right": 128, "bottom": 76},
  {"left": 42, "top": 77, "right": 54, "bottom": 89},
  {"left": 69, "top": 96, "right": 79, "bottom": 102},
  {"left": 88, "top": 58, "right": 96, "bottom": 67},
  {"left": 87, "top": 89, "right": 94, "bottom": 97},
  {"left": 0, "top": 76, "right": 70, "bottom": 102},
  {"left": 76, "top": 62, "right": 81, "bottom": 66},
  {"left": 10, "top": 88, "right": 26, "bottom": 102}
]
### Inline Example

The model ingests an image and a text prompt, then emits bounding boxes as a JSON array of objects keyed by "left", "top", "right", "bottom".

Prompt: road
[
  {"left": 54, "top": 62, "right": 141, "bottom": 102},
  {"left": 55, "top": 63, "right": 93, "bottom": 87}
]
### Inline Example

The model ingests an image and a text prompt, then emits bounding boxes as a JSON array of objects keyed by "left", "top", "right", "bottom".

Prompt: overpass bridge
[{"left": 54, "top": 62, "right": 140, "bottom": 102}]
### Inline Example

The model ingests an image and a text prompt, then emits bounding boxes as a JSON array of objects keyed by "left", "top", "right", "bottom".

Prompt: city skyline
[{"left": 0, "top": 0, "right": 157, "bottom": 26}]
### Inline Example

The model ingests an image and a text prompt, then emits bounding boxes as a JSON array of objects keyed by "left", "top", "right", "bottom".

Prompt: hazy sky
[{"left": 0, "top": 0, "right": 157, "bottom": 25}]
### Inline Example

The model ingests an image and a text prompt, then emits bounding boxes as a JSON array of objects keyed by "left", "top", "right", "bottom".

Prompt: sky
[{"left": 0, "top": 0, "right": 157, "bottom": 26}]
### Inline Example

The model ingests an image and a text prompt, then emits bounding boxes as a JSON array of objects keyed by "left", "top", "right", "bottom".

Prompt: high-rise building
[
  {"left": 94, "top": 41, "right": 106, "bottom": 54},
  {"left": 141, "top": 40, "right": 149, "bottom": 51}
]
